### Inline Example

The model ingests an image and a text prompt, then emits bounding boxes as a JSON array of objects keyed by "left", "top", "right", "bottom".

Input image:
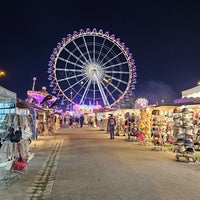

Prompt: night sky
[{"left": 1, "top": 0, "right": 200, "bottom": 105}]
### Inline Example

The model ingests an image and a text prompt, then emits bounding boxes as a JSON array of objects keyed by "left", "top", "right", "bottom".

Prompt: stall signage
[{"left": 0, "top": 102, "right": 16, "bottom": 109}]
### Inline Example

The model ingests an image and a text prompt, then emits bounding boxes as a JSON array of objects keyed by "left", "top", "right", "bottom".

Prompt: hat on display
[
  {"left": 173, "top": 114, "right": 181, "bottom": 120},
  {"left": 194, "top": 141, "right": 200, "bottom": 145},
  {"left": 185, "top": 128, "right": 193, "bottom": 136},
  {"left": 176, "top": 138, "right": 184, "bottom": 146},
  {"left": 184, "top": 139, "right": 193, "bottom": 147},
  {"left": 167, "top": 112, "right": 173, "bottom": 117},
  {"left": 173, "top": 128, "right": 180, "bottom": 134},
  {"left": 177, "top": 132, "right": 185, "bottom": 139},
  {"left": 182, "top": 122, "right": 190, "bottom": 128},
  {"left": 174, "top": 122, "right": 182, "bottom": 128},
  {"left": 173, "top": 107, "right": 181, "bottom": 113},
  {"left": 182, "top": 116, "right": 190, "bottom": 122},
  {"left": 182, "top": 108, "right": 192, "bottom": 114},
  {"left": 185, "top": 146, "right": 194, "bottom": 153},
  {"left": 178, "top": 146, "right": 186, "bottom": 153}
]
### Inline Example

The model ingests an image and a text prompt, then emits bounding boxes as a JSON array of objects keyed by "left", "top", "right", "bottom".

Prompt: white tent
[
  {"left": 0, "top": 86, "right": 16, "bottom": 123},
  {"left": 0, "top": 86, "right": 16, "bottom": 101},
  {"left": 182, "top": 85, "right": 200, "bottom": 98}
]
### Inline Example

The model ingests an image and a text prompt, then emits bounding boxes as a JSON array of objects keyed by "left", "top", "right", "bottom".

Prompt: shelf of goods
[
  {"left": 173, "top": 107, "right": 198, "bottom": 163},
  {"left": 151, "top": 109, "right": 174, "bottom": 150}
]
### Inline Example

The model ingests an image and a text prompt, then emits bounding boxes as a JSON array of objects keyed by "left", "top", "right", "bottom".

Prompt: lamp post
[
  {"left": 70, "top": 91, "right": 73, "bottom": 111},
  {"left": 32, "top": 77, "right": 37, "bottom": 90},
  {"left": 0, "top": 70, "right": 6, "bottom": 78}
]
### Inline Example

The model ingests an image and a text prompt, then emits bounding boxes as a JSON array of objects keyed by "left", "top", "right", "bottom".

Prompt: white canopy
[
  {"left": 0, "top": 86, "right": 16, "bottom": 102},
  {"left": 182, "top": 85, "right": 200, "bottom": 98}
]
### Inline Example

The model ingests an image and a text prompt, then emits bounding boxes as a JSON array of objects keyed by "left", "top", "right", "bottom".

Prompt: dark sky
[{"left": 0, "top": 0, "right": 200, "bottom": 104}]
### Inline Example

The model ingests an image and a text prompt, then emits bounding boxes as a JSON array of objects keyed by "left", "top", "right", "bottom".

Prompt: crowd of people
[{"left": 59, "top": 114, "right": 85, "bottom": 128}]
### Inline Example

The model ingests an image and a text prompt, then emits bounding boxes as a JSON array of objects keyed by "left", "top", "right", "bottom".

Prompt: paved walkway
[
  {"left": 0, "top": 126, "right": 196, "bottom": 200},
  {"left": 0, "top": 127, "right": 107, "bottom": 199}
]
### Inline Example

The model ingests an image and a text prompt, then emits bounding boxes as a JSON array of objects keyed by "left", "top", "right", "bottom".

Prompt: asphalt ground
[{"left": 0, "top": 126, "right": 200, "bottom": 200}]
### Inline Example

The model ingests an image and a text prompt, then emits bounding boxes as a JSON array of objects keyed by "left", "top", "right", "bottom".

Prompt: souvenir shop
[
  {"left": 0, "top": 87, "right": 36, "bottom": 178},
  {"left": 0, "top": 86, "right": 16, "bottom": 124}
]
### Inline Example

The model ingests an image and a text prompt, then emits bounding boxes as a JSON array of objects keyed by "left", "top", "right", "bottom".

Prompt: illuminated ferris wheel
[{"left": 47, "top": 28, "right": 137, "bottom": 108}]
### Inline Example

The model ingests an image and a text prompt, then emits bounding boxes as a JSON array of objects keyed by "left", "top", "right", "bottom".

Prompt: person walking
[
  {"left": 107, "top": 114, "right": 116, "bottom": 140},
  {"left": 79, "top": 114, "right": 84, "bottom": 128}
]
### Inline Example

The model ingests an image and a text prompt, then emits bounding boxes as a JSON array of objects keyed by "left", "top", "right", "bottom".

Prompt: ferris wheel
[{"left": 48, "top": 28, "right": 137, "bottom": 108}]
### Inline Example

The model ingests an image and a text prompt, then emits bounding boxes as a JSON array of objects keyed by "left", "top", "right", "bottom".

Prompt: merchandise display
[{"left": 173, "top": 107, "right": 197, "bottom": 162}]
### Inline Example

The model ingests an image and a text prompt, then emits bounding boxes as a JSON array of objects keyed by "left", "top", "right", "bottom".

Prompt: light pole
[
  {"left": 32, "top": 77, "right": 37, "bottom": 90},
  {"left": 0, "top": 70, "right": 6, "bottom": 78},
  {"left": 70, "top": 91, "right": 73, "bottom": 111}
]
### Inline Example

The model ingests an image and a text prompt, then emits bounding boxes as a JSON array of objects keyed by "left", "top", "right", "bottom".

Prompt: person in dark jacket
[
  {"left": 107, "top": 114, "right": 116, "bottom": 140},
  {"left": 79, "top": 115, "right": 84, "bottom": 128}
]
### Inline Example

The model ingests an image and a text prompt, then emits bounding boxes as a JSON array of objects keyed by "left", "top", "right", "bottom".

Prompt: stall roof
[
  {"left": 182, "top": 85, "right": 200, "bottom": 98},
  {"left": 0, "top": 85, "right": 16, "bottom": 102}
]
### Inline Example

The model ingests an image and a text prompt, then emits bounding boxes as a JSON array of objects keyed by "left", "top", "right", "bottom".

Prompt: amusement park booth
[
  {"left": 26, "top": 86, "right": 58, "bottom": 135},
  {"left": 0, "top": 86, "right": 16, "bottom": 123}
]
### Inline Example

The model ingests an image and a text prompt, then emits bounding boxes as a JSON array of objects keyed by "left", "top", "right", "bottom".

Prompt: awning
[
  {"left": 182, "top": 85, "right": 200, "bottom": 98},
  {"left": 0, "top": 85, "right": 16, "bottom": 102}
]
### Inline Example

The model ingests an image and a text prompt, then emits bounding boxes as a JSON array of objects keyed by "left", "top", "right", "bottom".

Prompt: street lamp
[
  {"left": 32, "top": 77, "right": 37, "bottom": 90},
  {"left": 70, "top": 91, "right": 73, "bottom": 111},
  {"left": 0, "top": 70, "right": 6, "bottom": 77}
]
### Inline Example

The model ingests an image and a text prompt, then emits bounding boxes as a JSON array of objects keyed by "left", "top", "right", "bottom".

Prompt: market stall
[
  {"left": 0, "top": 86, "right": 16, "bottom": 124},
  {"left": 26, "top": 86, "right": 58, "bottom": 135}
]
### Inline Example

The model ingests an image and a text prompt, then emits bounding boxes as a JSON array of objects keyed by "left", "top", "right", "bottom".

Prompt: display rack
[{"left": 173, "top": 107, "right": 196, "bottom": 163}]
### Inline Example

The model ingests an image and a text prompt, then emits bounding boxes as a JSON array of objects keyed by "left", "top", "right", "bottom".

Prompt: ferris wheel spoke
[
  {"left": 73, "top": 81, "right": 89, "bottom": 100},
  {"left": 101, "top": 51, "right": 123, "bottom": 68},
  {"left": 93, "top": 36, "right": 96, "bottom": 61},
  {"left": 68, "top": 73, "right": 84, "bottom": 80},
  {"left": 96, "top": 79, "right": 109, "bottom": 106},
  {"left": 79, "top": 80, "right": 92, "bottom": 105},
  {"left": 93, "top": 81, "right": 96, "bottom": 105},
  {"left": 97, "top": 38, "right": 106, "bottom": 62},
  {"left": 62, "top": 76, "right": 89, "bottom": 95},
  {"left": 105, "top": 70, "right": 130, "bottom": 74},
  {"left": 63, "top": 48, "right": 85, "bottom": 65},
  {"left": 109, "top": 82, "right": 124, "bottom": 94},
  {"left": 57, "top": 77, "right": 68, "bottom": 82},
  {"left": 101, "top": 81, "right": 115, "bottom": 103},
  {"left": 103, "top": 61, "right": 128, "bottom": 70},
  {"left": 93, "top": 70, "right": 109, "bottom": 106},
  {"left": 105, "top": 86, "right": 117, "bottom": 104},
  {"left": 62, "top": 79, "right": 87, "bottom": 95},
  {"left": 72, "top": 40, "right": 89, "bottom": 63},
  {"left": 56, "top": 67, "right": 82, "bottom": 72},
  {"left": 57, "top": 73, "right": 83, "bottom": 82},
  {"left": 99, "top": 43, "right": 115, "bottom": 65},
  {"left": 58, "top": 57, "right": 84, "bottom": 69},
  {"left": 107, "top": 76, "right": 128, "bottom": 85},
  {"left": 93, "top": 71, "right": 109, "bottom": 106},
  {"left": 83, "top": 36, "right": 92, "bottom": 63}
]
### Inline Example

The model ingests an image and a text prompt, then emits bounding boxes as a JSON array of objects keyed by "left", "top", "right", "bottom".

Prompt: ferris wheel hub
[{"left": 85, "top": 61, "right": 104, "bottom": 81}]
